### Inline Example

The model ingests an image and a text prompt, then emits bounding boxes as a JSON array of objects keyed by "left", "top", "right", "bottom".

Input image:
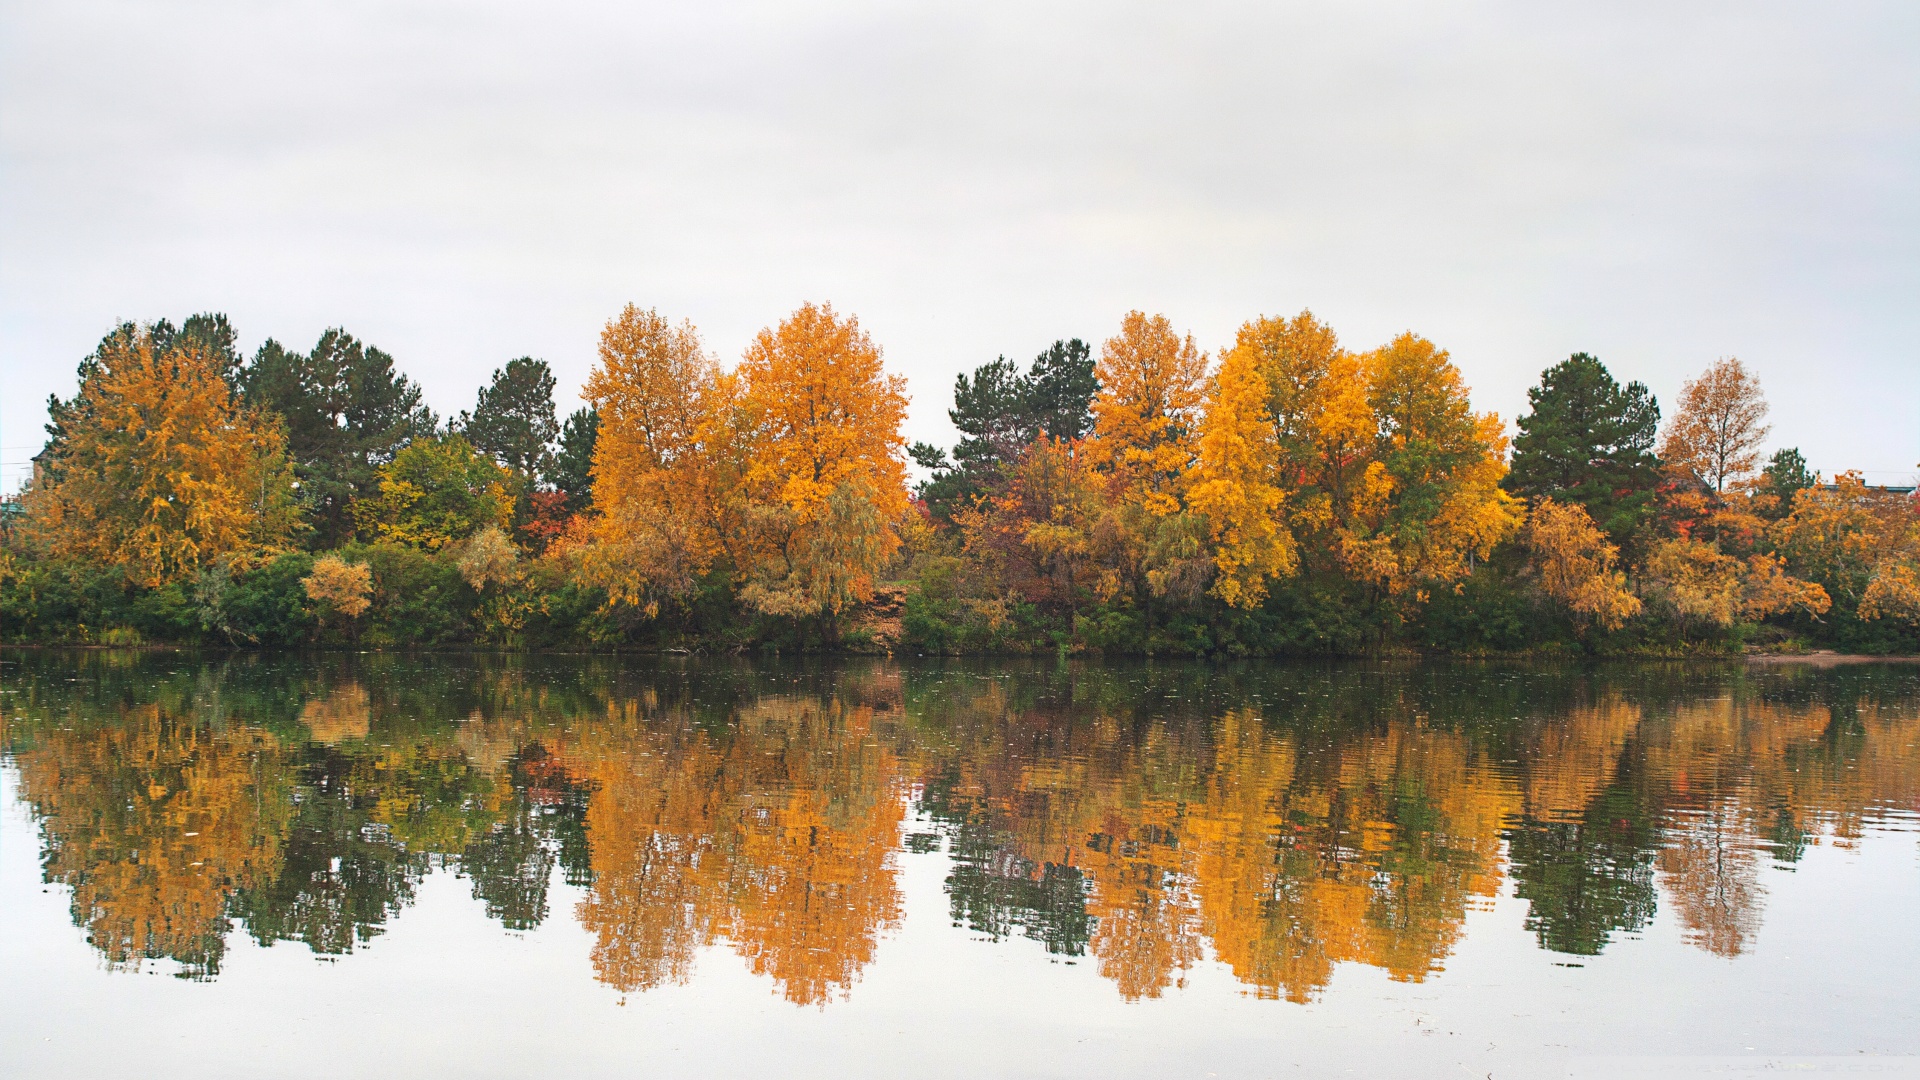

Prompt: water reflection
[{"left": 4, "top": 654, "right": 1917, "bottom": 1005}]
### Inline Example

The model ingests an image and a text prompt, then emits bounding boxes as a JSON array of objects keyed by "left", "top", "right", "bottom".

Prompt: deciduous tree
[
  {"left": 1773, "top": 471, "right": 1920, "bottom": 625},
  {"left": 303, "top": 554, "right": 372, "bottom": 618},
  {"left": 1349, "top": 334, "right": 1522, "bottom": 599},
  {"left": 1089, "top": 312, "right": 1207, "bottom": 511},
  {"left": 735, "top": 303, "right": 910, "bottom": 619},
  {"left": 456, "top": 526, "right": 520, "bottom": 590},
  {"left": 1521, "top": 498, "right": 1641, "bottom": 631},
  {"left": 957, "top": 436, "right": 1120, "bottom": 618},
  {"left": 355, "top": 433, "right": 513, "bottom": 550},
  {"left": 1190, "top": 343, "right": 1295, "bottom": 608},
  {"left": 27, "top": 322, "right": 300, "bottom": 586},
  {"left": 1641, "top": 536, "right": 1830, "bottom": 629},
  {"left": 1661, "top": 358, "right": 1770, "bottom": 493},
  {"left": 581, "top": 306, "right": 728, "bottom": 612},
  {"left": 1233, "top": 310, "right": 1342, "bottom": 481}
]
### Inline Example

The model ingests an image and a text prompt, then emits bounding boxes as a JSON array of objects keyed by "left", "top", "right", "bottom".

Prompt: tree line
[{"left": 2, "top": 303, "right": 1916, "bottom": 654}]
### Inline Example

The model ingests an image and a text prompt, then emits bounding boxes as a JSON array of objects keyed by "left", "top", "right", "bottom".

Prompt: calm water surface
[{"left": 3, "top": 651, "right": 1918, "bottom": 1079}]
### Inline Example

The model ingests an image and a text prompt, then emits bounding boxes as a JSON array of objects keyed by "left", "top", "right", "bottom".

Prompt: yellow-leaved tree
[
  {"left": 1641, "top": 536, "right": 1830, "bottom": 630},
  {"left": 1521, "top": 497, "right": 1641, "bottom": 630},
  {"left": 1116, "top": 311, "right": 1518, "bottom": 619},
  {"left": 734, "top": 303, "right": 910, "bottom": 618},
  {"left": 582, "top": 305, "right": 732, "bottom": 613},
  {"left": 1224, "top": 311, "right": 1343, "bottom": 487},
  {"left": 1190, "top": 341, "right": 1296, "bottom": 608},
  {"left": 579, "top": 302, "right": 910, "bottom": 625},
  {"left": 1082, "top": 312, "right": 1214, "bottom": 605},
  {"left": 303, "top": 554, "right": 373, "bottom": 620},
  {"left": 1219, "top": 312, "right": 1378, "bottom": 546},
  {"left": 24, "top": 323, "right": 299, "bottom": 586},
  {"left": 1348, "top": 333, "right": 1522, "bottom": 600},
  {"left": 353, "top": 433, "right": 513, "bottom": 550},
  {"left": 1770, "top": 471, "right": 1914, "bottom": 625}
]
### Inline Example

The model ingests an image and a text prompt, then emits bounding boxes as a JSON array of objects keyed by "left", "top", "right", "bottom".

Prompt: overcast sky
[{"left": 3, "top": 0, "right": 1916, "bottom": 492}]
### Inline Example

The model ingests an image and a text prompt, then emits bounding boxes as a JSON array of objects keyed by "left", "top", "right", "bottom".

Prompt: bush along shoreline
[{"left": 3, "top": 307, "right": 1916, "bottom": 658}]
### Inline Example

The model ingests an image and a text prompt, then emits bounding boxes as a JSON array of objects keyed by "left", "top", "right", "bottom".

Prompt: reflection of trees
[
  {"left": 1506, "top": 697, "right": 1660, "bottom": 956},
  {"left": 922, "top": 774, "right": 1093, "bottom": 957},
  {"left": 7, "top": 652, "right": 1920, "bottom": 1000},
  {"left": 1502, "top": 683, "right": 1920, "bottom": 960},
  {"left": 229, "top": 738, "right": 494, "bottom": 953},
  {"left": 1506, "top": 786, "right": 1660, "bottom": 956},
  {"left": 575, "top": 724, "right": 724, "bottom": 995},
  {"left": 1632, "top": 697, "right": 1826, "bottom": 959},
  {"left": 573, "top": 682, "right": 906, "bottom": 1006},
  {"left": 905, "top": 667, "right": 1920, "bottom": 995},
  {"left": 2, "top": 657, "right": 602, "bottom": 974},
  {"left": 11, "top": 706, "right": 291, "bottom": 979},
  {"left": 1658, "top": 803, "right": 1763, "bottom": 957},
  {"left": 463, "top": 744, "right": 593, "bottom": 931},
  {"left": 300, "top": 683, "right": 372, "bottom": 744},
  {"left": 724, "top": 696, "right": 906, "bottom": 1005},
  {"left": 905, "top": 700, "right": 1518, "bottom": 1002}
]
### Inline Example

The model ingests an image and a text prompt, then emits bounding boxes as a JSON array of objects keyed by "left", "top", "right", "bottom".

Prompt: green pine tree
[
  {"left": 1506, "top": 353, "right": 1662, "bottom": 542},
  {"left": 549, "top": 407, "right": 600, "bottom": 513},
  {"left": 1755, "top": 447, "right": 1816, "bottom": 517},
  {"left": 241, "top": 329, "right": 438, "bottom": 548},
  {"left": 461, "top": 357, "right": 560, "bottom": 479},
  {"left": 913, "top": 339, "right": 1097, "bottom": 522}
]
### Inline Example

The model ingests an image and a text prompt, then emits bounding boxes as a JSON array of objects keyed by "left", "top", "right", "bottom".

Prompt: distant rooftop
[{"left": 1815, "top": 483, "right": 1916, "bottom": 495}]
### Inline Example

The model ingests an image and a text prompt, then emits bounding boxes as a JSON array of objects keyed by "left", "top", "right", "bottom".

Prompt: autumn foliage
[
  {"left": 583, "top": 302, "right": 909, "bottom": 624},
  {"left": 1521, "top": 498, "right": 1640, "bottom": 631},
  {"left": 4, "top": 304, "right": 1914, "bottom": 656},
  {"left": 24, "top": 323, "right": 298, "bottom": 586}
]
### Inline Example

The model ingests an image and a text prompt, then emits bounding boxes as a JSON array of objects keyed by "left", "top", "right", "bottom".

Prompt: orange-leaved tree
[
  {"left": 1641, "top": 536, "right": 1830, "bottom": 630},
  {"left": 304, "top": 553, "right": 373, "bottom": 623},
  {"left": 582, "top": 305, "right": 733, "bottom": 613},
  {"left": 1218, "top": 312, "right": 1377, "bottom": 551},
  {"left": 13, "top": 704, "right": 292, "bottom": 978},
  {"left": 24, "top": 322, "right": 299, "bottom": 586},
  {"left": 1089, "top": 311, "right": 1208, "bottom": 512},
  {"left": 734, "top": 303, "right": 910, "bottom": 619},
  {"left": 1237, "top": 322, "right": 1517, "bottom": 604},
  {"left": 1521, "top": 497, "right": 1640, "bottom": 631},
  {"left": 1770, "top": 471, "right": 1915, "bottom": 625},
  {"left": 1660, "top": 357, "right": 1770, "bottom": 494},
  {"left": 1224, "top": 310, "right": 1344, "bottom": 486},
  {"left": 1083, "top": 312, "right": 1213, "bottom": 605}
]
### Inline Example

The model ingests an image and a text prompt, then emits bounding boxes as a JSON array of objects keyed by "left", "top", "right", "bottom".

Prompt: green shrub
[
  {"left": 224, "top": 553, "right": 318, "bottom": 645},
  {"left": 348, "top": 542, "right": 475, "bottom": 647}
]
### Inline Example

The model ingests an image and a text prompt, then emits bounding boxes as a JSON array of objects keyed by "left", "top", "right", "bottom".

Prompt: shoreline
[
  {"left": 7, "top": 641, "right": 1920, "bottom": 665},
  {"left": 1745, "top": 651, "right": 1920, "bottom": 666}
]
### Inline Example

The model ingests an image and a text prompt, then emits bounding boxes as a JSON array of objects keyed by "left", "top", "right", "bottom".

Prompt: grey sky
[{"left": 4, "top": 0, "right": 1916, "bottom": 492}]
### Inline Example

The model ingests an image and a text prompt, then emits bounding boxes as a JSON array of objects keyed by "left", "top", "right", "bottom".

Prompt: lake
[{"left": 3, "top": 650, "right": 1917, "bottom": 1079}]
